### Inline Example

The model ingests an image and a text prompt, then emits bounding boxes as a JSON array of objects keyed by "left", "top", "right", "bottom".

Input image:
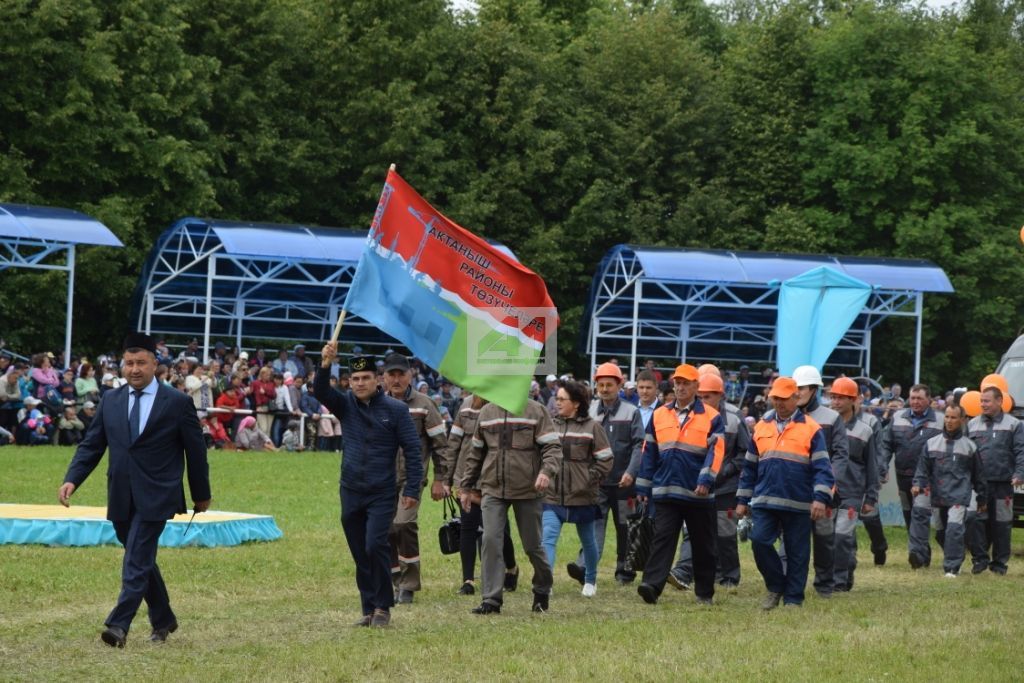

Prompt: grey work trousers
[
  {"left": 480, "top": 495, "right": 552, "bottom": 607},
  {"left": 907, "top": 490, "right": 938, "bottom": 567},
  {"left": 832, "top": 499, "right": 862, "bottom": 590},
  {"left": 968, "top": 482, "right": 1014, "bottom": 573}
]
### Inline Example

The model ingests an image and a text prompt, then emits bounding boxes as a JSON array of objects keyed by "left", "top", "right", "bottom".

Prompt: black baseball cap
[{"left": 382, "top": 353, "right": 410, "bottom": 372}]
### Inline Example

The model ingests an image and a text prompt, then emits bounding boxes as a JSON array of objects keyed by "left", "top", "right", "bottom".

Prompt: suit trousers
[
  {"left": 341, "top": 487, "right": 398, "bottom": 615},
  {"left": 107, "top": 515, "right": 172, "bottom": 632}
]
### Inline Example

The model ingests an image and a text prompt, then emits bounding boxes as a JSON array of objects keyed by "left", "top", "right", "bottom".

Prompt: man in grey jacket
[{"left": 966, "top": 385, "right": 1024, "bottom": 575}]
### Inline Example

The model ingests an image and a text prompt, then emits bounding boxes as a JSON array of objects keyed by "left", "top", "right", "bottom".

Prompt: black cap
[
  {"left": 382, "top": 353, "right": 410, "bottom": 372},
  {"left": 123, "top": 332, "right": 157, "bottom": 356},
  {"left": 349, "top": 355, "right": 375, "bottom": 373}
]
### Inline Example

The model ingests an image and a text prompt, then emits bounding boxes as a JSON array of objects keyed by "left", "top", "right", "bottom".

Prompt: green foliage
[{"left": 2, "top": 0, "right": 1024, "bottom": 389}]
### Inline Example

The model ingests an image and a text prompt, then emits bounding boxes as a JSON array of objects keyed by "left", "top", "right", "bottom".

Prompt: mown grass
[{"left": 2, "top": 445, "right": 1023, "bottom": 682}]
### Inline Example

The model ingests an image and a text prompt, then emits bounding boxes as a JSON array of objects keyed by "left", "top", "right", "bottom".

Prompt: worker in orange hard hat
[
  {"left": 566, "top": 360, "right": 645, "bottom": 586},
  {"left": 827, "top": 377, "right": 879, "bottom": 591}
]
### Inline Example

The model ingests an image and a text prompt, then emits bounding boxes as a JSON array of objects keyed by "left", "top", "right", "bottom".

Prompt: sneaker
[
  {"left": 944, "top": 572, "right": 958, "bottom": 578},
  {"left": 582, "top": 583, "right": 597, "bottom": 598},
  {"left": 637, "top": 583, "right": 659, "bottom": 605},
  {"left": 873, "top": 549, "right": 887, "bottom": 566},
  {"left": 666, "top": 572, "right": 692, "bottom": 591},
  {"left": 760, "top": 592, "right": 783, "bottom": 611},
  {"left": 353, "top": 614, "right": 372, "bottom": 627},
  {"left": 566, "top": 562, "right": 585, "bottom": 586},
  {"left": 531, "top": 591, "right": 549, "bottom": 613},
  {"left": 471, "top": 602, "right": 501, "bottom": 615},
  {"left": 369, "top": 609, "right": 391, "bottom": 628},
  {"left": 458, "top": 581, "right": 475, "bottom": 596},
  {"left": 504, "top": 567, "right": 519, "bottom": 592}
]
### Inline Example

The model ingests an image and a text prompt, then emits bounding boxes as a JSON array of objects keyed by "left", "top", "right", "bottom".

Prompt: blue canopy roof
[
  {"left": 130, "top": 217, "right": 517, "bottom": 355},
  {"left": 581, "top": 244, "right": 954, "bottom": 380},
  {"left": 0, "top": 203, "right": 123, "bottom": 247},
  {"left": 629, "top": 246, "right": 953, "bottom": 293}
]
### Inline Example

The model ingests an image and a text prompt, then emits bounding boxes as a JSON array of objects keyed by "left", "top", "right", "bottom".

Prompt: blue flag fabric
[{"left": 776, "top": 266, "right": 872, "bottom": 376}]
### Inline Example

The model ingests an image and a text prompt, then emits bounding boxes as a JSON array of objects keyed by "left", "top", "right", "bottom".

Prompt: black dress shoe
[
  {"left": 458, "top": 581, "right": 476, "bottom": 595},
  {"left": 353, "top": 614, "right": 372, "bottom": 627},
  {"left": 101, "top": 625, "right": 127, "bottom": 648},
  {"left": 149, "top": 621, "right": 178, "bottom": 643},
  {"left": 471, "top": 602, "right": 501, "bottom": 615},
  {"left": 531, "top": 591, "right": 549, "bottom": 613},
  {"left": 566, "top": 562, "right": 585, "bottom": 586},
  {"left": 637, "top": 583, "right": 659, "bottom": 604},
  {"left": 504, "top": 567, "right": 519, "bottom": 591},
  {"left": 873, "top": 549, "right": 887, "bottom": 566}
]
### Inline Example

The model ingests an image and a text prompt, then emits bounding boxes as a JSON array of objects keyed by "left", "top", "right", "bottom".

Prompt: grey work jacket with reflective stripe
[
  {"left": 713, "top": 407, "right": 749, "bottom": 495},
  {"left": 589, "top": 397, "right": 644, "bottom": 486},
  {"left": 913, "top": 430, "right": 986, "bottom": 507},
  {"left": 836, "top": 415, "right": 880, "bottom": 504},
  {"left": 881, "top": 408, "right": 943, "bottom": 477},
  {"left": 967, "top": 412, "right": 1024, "bottom": 483}
]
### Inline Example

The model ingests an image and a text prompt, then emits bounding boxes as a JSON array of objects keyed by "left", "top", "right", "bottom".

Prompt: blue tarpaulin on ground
[{"left": 776, "top": 266, "right": 873, "bottom": 376}]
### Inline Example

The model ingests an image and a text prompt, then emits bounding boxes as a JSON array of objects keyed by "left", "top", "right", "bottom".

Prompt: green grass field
[{"left": 2, "top": 445, "right": 1023, "bottom": 682}]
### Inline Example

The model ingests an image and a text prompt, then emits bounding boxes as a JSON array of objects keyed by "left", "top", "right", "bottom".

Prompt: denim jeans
[{"left": 543, "top": 509, "right": 599, "bottom": 584}]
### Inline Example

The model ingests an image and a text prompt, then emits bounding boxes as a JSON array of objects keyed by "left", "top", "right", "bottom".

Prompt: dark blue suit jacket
[{"left": 64, "top": 382, "right": 211, "bottom": 521}]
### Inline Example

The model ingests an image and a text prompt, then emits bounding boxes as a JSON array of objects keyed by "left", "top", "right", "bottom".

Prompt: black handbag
[
  {"left": 438, "top": 495, "right": 462, "bottom": 555},
  {"left": 624, "top": 501, "right": 655, "bottom": 573}
]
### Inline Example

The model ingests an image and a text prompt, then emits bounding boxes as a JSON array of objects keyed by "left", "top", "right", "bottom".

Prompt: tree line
[{"left": 2, "top": 0, "right": 1023, "bottom": 390}]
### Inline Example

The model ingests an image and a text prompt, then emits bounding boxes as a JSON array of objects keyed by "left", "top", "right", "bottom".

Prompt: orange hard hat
[
  {"left": 593, "top": 362, "right": 624, "bottom": 383},
  {"left": 698, "top": 374, "right": 724, "bottom": 393},
  {"left": 671, "top": 364, "right": 700, "bottom": 381},
  {"left": 697, "top": 363, "right": 721, "bottom": 378},
  {"left": 769, "top": 377, "right": 798, "bottom": 399},
  {"left": 830, "top": 377, "right": 859, "bottom": 398}
]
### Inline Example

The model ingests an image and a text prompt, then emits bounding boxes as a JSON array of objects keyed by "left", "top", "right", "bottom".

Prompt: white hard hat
[{"left": 792, "top": 365, "right": 823, "bottom": 387}]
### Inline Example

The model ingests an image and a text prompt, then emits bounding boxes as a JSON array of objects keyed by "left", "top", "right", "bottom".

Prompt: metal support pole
[
  {"left": 590, "top": 317, "right": 598, "bottom": 378},
  {"left": 914, "top": 293, "right": 923, "bottom": 384},
  {"left": 145, "top": 292, "right": 153, "bottom": 335},
  {"left": 864, "top": 328, "right": 872, "bottom": 377},
  {"left": 629, "top": 280, "right": 640, "bottom": 381},
  {"left": 203, "top": 254, "right": 214, "bottom": 363},
  {"left": 235, "top": 298, "right": 244, "bottom": 350},
  {"left": 64, "top": 245, "right": 75, "bottom": 366}
]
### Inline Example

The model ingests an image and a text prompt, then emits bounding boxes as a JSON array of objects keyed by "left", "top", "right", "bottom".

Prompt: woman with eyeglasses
[{"left": 542, "top": 380, "right": 613, "bottom": 597}]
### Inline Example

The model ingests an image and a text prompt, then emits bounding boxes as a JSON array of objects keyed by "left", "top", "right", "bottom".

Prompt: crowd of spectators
[
  {"left": 1, "top": 343, "right": 959, "bottom": 454},
  {"left": 0, "top": 340, "right": 465, "bottom": 452}
]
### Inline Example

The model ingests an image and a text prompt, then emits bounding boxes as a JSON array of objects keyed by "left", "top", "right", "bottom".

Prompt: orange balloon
[
  {"left": 961, "top": 390, "right": 982, "bottom": 417},
  {"left": 1003, "top": 393, "right": 1013, "bottom": 413},
  {"left": 1020, "top": 225, "right": 1024, "bottom": 244},
  {"left": 981, "top": 373, "right": 1009, "bottom": 393}
]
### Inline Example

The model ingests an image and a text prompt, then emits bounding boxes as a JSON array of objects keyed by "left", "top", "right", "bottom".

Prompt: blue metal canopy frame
[
  {"left": 130, "top": 217, "right": 517, "bottom": 362},
  {"left": 581, "top": 245, "right": 955, "bottom": 382},
  {"left": 0, "top": 203, "right": 123, "bottom": 363}
]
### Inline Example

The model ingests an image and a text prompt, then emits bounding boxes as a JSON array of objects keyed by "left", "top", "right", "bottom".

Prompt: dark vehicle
[{"left": 994, "top": 334, "right": 1024, "bottom": 527}]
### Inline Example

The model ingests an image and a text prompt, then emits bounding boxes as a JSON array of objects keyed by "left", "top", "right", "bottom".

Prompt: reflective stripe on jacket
[
  {"left": 443, "top": 396, "right": 481, "bottom": 488},
  {"left": 589, "top": 398, "right": 644, "bottom": 485},
  {"left": 738, "top": 409, "right": 834, "bottom": 512},
  {"left": 635, "top": 398, "right": 725, "bottom": 504}
]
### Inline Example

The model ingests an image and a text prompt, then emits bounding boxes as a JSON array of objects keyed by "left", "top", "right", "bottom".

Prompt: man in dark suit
[{"left": 58, "top": 332, "right": 211, "bottom": 648}]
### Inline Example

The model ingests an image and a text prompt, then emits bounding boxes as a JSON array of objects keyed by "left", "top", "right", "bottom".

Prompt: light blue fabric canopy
[{"left": 776, "top": 266, "right": 873, "bottom": 376}]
